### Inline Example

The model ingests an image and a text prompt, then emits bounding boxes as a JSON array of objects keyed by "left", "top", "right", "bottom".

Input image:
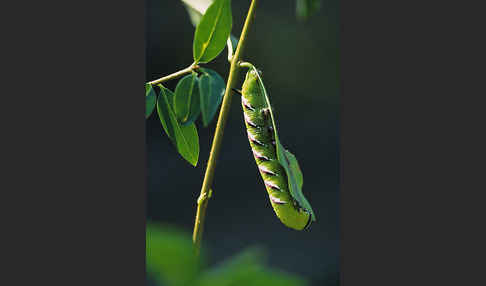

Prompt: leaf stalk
[
  {"left": 147, "top": 63, "right": 200, "bottom": 86},
  {"left": 192, "top": 0, "right": 259, "bottom": 256}
]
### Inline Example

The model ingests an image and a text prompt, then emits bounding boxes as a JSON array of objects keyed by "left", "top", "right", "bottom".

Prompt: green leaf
[
  {"left": 296, "top": 0, "right": 321, "bottom": 21},
  {"left": 198, "top": 68, "right": 225, "bottom": 126},
  {"left": 174, "top": 73, "right": 201, "bottom": 125},
  {"left": 146, "top": 223, "right": 201, "bottom": 286},
  {"left": 284, "top": 149, "right": 303, "bottom": 190},
  {"left": 246, "top": 64, "right": 316, "bottom": 221},
  {"left": 274, "top": 133, "right": 315, "bottom": 222},
  {"left": 145, "top": 83, "right": 157, "bottom": 119},
  {"left": 157, "top": 85, "right": 200, "bottom": 166},
  {"left": 193, "top": 0, "right": 232, "bottom": 63},
  {"left": 182, "top": 0, "right": 238, "bottom": 63}
]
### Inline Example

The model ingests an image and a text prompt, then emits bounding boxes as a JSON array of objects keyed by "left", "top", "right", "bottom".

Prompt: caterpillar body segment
[{"left": 240, "top": 69, "right": 311, "bottom": 231}]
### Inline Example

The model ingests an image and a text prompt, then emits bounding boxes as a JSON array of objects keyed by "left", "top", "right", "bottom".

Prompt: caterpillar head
[
  {"left": 245, "top": 68, "right": 263, "bottom": 81},
  {"left": 242, "top": 70, "right": 264, "bottom": 99}
]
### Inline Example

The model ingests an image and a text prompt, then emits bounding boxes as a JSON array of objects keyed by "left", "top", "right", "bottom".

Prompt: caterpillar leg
[{"left": 232, "top": 88, "right": 242, "bottom": 95}]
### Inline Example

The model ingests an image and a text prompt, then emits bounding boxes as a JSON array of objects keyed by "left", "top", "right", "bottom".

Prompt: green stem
[
  {"left": 147, "top": 63, "right": 199, "bottom": 85},
  {"left": 192, "top": 0, "right": 259, "bottom": 256}
]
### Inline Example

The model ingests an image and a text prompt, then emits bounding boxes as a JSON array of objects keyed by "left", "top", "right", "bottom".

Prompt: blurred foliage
[
  {"left": 182, "top": 0, "right": 321, "bottom": 23},
  {"left": 146, "top": 223, "right": 201, "bottom": 286},
  {"left": 296, "top": 0, "right": 321, "bottom": 21},
  {"left": 181, "top": 0, "right": 213, "bottom": 26},
  {"left": 147, "top": 223, "right": 308, "bottom": 286}
]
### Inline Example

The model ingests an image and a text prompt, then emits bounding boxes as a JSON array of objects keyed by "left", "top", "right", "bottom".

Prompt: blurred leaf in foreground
[
  {"left": 146, "top": 223, "right": 201, "bottom": 286},
  {"left": 197, "top": 247, "right": 308, "bottom": 286},
  {"left": 147, "top": 224, "right": 308, "bottom": 286}
]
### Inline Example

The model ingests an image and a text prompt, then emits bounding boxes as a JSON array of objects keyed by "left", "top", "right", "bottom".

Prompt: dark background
[{"left": 146, "top": 1, "right": 339, "bottom": 285}]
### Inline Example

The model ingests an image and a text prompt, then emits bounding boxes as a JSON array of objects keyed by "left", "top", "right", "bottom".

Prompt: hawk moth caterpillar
[{"left": 237, "top": 68, "right": 312, "bottom": 231}]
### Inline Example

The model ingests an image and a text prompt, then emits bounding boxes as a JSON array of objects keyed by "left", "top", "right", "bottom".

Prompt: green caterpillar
[{"left": 239, "top": 68, "right": 312, "bottom": 230}]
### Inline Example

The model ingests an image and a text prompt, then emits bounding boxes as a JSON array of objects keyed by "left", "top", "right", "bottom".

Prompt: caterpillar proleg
[{"left": 239, "top": 67, "right": 314, "bottom": 230}]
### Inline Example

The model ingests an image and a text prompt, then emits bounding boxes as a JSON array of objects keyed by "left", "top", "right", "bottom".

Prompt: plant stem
[
  {"left": 147, "top": 64, "right": 199, "bottom": 85},
  {"left": 192, "top": 0, "right": 258, "bottom": 256}
]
